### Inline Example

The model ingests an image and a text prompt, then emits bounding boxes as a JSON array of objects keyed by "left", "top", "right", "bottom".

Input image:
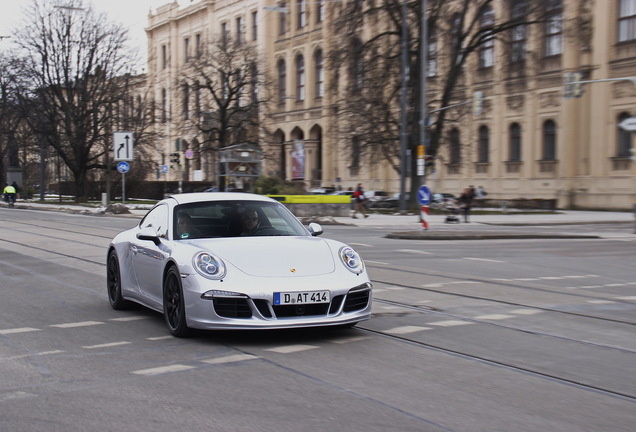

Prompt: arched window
[
  {"left": 509, "top": 123, "right": 522, "bottom": 161},
  {"left": 542, "top": 119, "right": 557, "bottom": 160},
  {"left": 617, "top": 112, "right": 632, "bottom": 157},
  {"left": 314, "top": 49, "right": 324, "bottom": 98},
  {"left": 478, "top": 125, "right": 489, "bottom": 162},
  {"left": 296, "top": 54, "right": 305, "bottom": 101},
  {"left": 277, "top": 59, "right": 286, "bottom": 104},
  {"left": 450, "top": 128, "right": 461, "bottom": 164},
  {"left": 479, "top": 5, "right": 495, "bottom": 68}
]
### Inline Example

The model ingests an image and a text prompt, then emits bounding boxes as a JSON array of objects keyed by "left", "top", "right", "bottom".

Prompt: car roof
[{"left": 163, "top": 192, "right": 277, "bottom": 206}]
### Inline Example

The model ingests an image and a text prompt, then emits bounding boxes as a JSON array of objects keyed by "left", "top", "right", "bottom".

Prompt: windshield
[{"left": 173, "top": 200, "right": 309, "bottom": 239}]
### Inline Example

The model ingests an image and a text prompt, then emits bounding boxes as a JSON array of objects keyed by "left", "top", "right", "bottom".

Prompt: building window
[
  {"left": 315, "top": 49, "right": 324, "bottom": 98},
  {"left": 351, "top": 38, "right": 363, "bottom": 92},
  {"left": 184, "top": 37, "right": 190, "bottom": 62},
  {"left": 221, "top": 22, "right": 228, "bottom": 47},
  {"left": 451, "top": 13, "right": 462, "bottom": 63},
  {"left": 316, "top": 0, "right": 324, "bottom": 23},
  {"left": 297, "top": 0, "right": 307, "bottom": 29},
  {"left": 161, "top": 44, "right": 168, "bottom": 69},
  {"left": 478, "top": 125, "right": 489, "bottom": 162},
  {"left": 252, "top": 11, "right": 258, "bottom": 41},
  {"left": 183, "top": 84, "right": 190, "bottom": 120},
  {"left": 479, "top": 5, "right": 495, "bottom": 68},
  {"left": 509, "top": 123, "right": 522, "bottom": 161},
  {"left": 510, "top": 0, "right": 527, "bottom": 63},
  {"left": 542, "top": 119, "right": 557, "bottom": 160},
  {"left": 296, "top": 54, "right": 305, "bottom": 101},
  {"left": 161, "top": 88, "right": 167, "bottom": 123},
  {"left": 195, "top": 34, "right": 202, "bottom": 58},
  {"left": 617, "top": 112, "right": 633, "bottom": 156},
  {"left": 428, "top": 29, "right": 437, "bottom": 77},
  {"left": 351, "top": 136, "right": 361, "bottom": 168},
  {"left": 619, "top": 0, "right": 636, "bottom": 42},
  {"left": 449, "top": 128, "right": 461, "bottom": 164},
  {"left": 544, "top": 0, "right": 562, "bottom": 56},
  {"left": 279, "top": 3, "right": 287, "bottom": 35},
  {"left": 278, "top": 59, "right": 287, "bottom": 104},
  {"left": 236, "top": 17, "right": 243, "bottom": 45}
]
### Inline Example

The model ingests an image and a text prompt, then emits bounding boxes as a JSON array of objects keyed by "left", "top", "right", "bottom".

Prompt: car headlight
[
  {"left": 339, "top": 246, "right": 364, "bottom": 274},
  {"left": 193, "top": 252, "right": 226, "bottom": 280}
]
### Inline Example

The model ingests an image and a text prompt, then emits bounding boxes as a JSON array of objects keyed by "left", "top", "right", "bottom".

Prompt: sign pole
[{"left": 122, "top": 173, "right": 125, "bottom": 204}]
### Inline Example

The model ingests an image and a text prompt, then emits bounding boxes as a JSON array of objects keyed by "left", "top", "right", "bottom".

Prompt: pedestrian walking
[
  {"left": 352, "top": 183, "right": 369, "bottom": 219},
  {"left": 457, "top": 187, "right": 473, "bottom": 223}
]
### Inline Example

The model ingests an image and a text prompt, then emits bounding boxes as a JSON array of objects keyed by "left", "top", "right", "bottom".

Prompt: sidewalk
[{"left": 6, "top": 200, "right": 635, "bottom": 240}]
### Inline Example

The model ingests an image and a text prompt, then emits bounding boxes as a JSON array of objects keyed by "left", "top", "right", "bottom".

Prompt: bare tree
[
  {"left": 330, "top": 0, "right": 554, "bottom": 198},
  {"left": 13, "top": 0, "right": 144, "bottom": 201},
  {"left": 179, "top": 36, "right": 270, "bottom": 190}
]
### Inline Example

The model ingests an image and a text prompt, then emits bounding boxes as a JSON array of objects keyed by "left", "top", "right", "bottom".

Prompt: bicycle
[{"left": 4, "top": 193, "right": 15, "bottom": 209}]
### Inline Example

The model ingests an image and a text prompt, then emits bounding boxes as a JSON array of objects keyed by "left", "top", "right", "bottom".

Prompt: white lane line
[
  {"left": 538, "top": 276, "right": 563, "bottom": 280},
  {"left": 475, "top": 314, "right": 514, "bottom": 320},
  {"left": 3, "top": 350, "right": 65, "bottom": 361},
  {"left": 604, "top": 283, "right": 626, "bottom": 287},
  {"left": 0, "top": 391, "right": 37, "bottom": 402},
  {"left": 428, "top": 320, "right": 473, "bottom": 327},
  {"left": 516, "top": 278, "right": 539, "bottom": 281},
  {"left": 0, "top": 327, "right": 41, "bottom": 335},
  {"left": 351, "top": 243, "right": 373, "bottom": 247},
  {"left": 385, "top": 286, "right": 405, "bottom": 291},
  {"left": 331, "top": 336, "right": 371, "bottom": 344},
  {"left": 265, "top": 344, "right": 318, "bottom": 354},
  {"left": 365, "top": 260, "right": 390, "bottom": 265},
  {"left": 110, "top": 316, "right": 148, "bottom": 322},
  {"left": 396, "top": 249, "right": 433, "bottom": 255},
  {"left": 509, "top": 309, "right": 542, "bottom": 315},
  {"left": 586, "top": 300, "right": 616, "bottom": 304},
  {"left": 464, "top": 257, "right": 505, "bottom": 263},
  {"left": 83, "top": 341, "right": 131, "bottom": 349},
  {"left": 385, "top": 326, "right": 431, "bottom": 335},
  {"left": 132, "top": 364, "right": 196, "bottom": 376},
  {"left": 201, "top": 354, "right": 258, "bottom": 365},
  {"left": 146, "top": 336, "right": 173, "bottom": 341},
  {"left": 579, "top": 285, "right": 603, "bottom": 289},
  {"left": 416, "top": 300, "right": 432, "bottom": 304},
  {"left": 616, "top": 296, "right": 636, "bottom": 301},
  {"left": 50, "top": 321, "right": 104, "bottom": 329}
]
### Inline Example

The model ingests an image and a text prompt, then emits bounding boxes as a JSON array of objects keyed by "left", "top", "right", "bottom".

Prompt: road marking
[
  {"left": 50, "top": 321, "right": 104, "bottom": 328},
  {"left": 395, "top": 249, "right": 433, "bottom": 255},
  {"left": 83, "top": 341, "right": 131, "bottom": 349},
  {"left": 0, "top": 327, "right": 41, "bottom": 335},
  {"left": 538, "top": 276, "right": 562, "bottom": 280},
  {"left": 475, "top": 314, "right": 514, "bottom": 320},
  {"left": 365, "top": 260, "right": 390, "bottom": 265},
  {"left": 385, "top": 286, "right": 405, "bottom": 291},
  {"left": 0, "top": 391, "right": 37, "bottom": 402},
  {"left": 616, "top": 296, "right": 636, "bottom": 301},
  {"left": 604, "top": 283, "right": 626, "bottom": 287},
  {"left": 201, "top": 354, "right": 258, "bottom": 365},
  {"left": 586, "top": 300, "right": 616, "bottom": 304},
  {"left": 265, "top": 344, "right": 318, "bottom": 354},
  {"left": 428, "top": 320, "right": 473, "bottom": 327},
  {"left": 516, "top": 278, "right": 539, "bottom": 281},
  {"left": 132, "top": 364, "right": 196, "bottom": 376},
  {"left": 509, "top": 309, "right": 542, "bottom": 315},
  {"left": 579, "top": 285, "right": 603, "bottom": 289},
  {"left": 385, "top": 326, "right": 431, "bottom": 335},
  {"left": 331, "top": 336, "right": 371, "bottom": 344},
  {"left": 110, "top": 316, "right": 148, "bottom": 322},
  {"left": 464, "top": 257, "right": 505, "bottom": 263},
  {"left": 350, "top": 243, "right": 372, "bottom": 247},
  {"left": 146, "top": 336, "right": 173, "bottom": 341}
]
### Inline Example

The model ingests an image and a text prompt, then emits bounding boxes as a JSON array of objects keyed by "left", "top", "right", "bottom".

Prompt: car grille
[
  {"left": 213, "top": 298, "right": 252, "bottom": 318},
  {"left": 212, "top": 286, "right": 370, "bottom": 319}
]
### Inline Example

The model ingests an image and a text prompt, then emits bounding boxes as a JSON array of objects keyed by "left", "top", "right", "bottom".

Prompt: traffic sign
[
  {"left": 117, "top": 161, "right": 130, "bottom": 173},
  {"left": 161, "top": 164, "right": 169, "bottom": 174},
  {"left": 184, "top": 149, "right": 194, "bottom": 159},
  {"left": 619, "top": 117, "right": 636, "bottom": 131},
  {"left": 417, "top": 185, "right": 431, "bottom": 205},
  {"left": 113, "top": 132, "right": 134, "bottom": 161}
]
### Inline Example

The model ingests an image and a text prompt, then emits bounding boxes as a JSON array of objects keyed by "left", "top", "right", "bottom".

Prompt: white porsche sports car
[{"left": 107, "top": 193, "right": 372, "bottom": 336}]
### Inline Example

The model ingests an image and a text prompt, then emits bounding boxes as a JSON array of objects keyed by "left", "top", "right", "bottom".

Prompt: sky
[{"left": 0, "top": 0, "right": 191, "bottom": 66}]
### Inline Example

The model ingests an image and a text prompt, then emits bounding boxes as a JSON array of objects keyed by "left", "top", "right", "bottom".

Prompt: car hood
[{"left": 188, "top": 236, "right": 337, "bottom": 277}]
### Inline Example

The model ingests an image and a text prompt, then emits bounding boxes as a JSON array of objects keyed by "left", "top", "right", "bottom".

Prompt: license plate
[{"left": 273, "top": 290, "right": 330, "bottom": 305}]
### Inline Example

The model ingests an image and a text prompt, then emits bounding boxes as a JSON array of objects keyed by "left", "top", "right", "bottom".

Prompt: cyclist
[{"left": 3, "top": 183, "right": 16, "bottom": 208}]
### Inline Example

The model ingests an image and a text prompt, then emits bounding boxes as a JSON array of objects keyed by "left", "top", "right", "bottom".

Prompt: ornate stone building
[{"left": 145, "top": 0, "right": 635, "bottom": 209}]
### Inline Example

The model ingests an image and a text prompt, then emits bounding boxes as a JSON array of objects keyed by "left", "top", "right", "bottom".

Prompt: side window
[{"left": 139, "top": 204, "right": 169, "bottom": 238}]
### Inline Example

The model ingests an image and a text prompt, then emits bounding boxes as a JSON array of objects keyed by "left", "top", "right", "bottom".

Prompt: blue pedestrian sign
[
  {"left": 417, "top": 185, "right": 431, "bottom": 205},
  {"left": 117, "top": 161, "right": 130, "bottom": 173},
  {"left": 161, "top": 164, "right": 169, "bottom": 174}
]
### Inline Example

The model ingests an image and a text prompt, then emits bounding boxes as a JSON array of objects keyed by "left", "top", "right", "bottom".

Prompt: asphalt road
[{"left": 0, "top": 207, "right": 634, "bottom": 432}]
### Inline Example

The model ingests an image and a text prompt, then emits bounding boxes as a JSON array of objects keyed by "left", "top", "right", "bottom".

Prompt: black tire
[
  {"left": 107, "top": 251, "right": 130, "bottom": 310},
  {"left": 163, "top": 266, "right": 190, "bottom": 337}
]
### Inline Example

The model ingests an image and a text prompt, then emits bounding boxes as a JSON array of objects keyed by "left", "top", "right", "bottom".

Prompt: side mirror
[
  {"left": 308, "top": 222, "right": 323, "bottom": 237},
  {"left": 136, "top": 228, "right": 161, "bottom": 245}
]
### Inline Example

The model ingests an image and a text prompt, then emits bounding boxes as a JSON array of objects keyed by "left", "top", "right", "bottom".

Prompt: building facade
[{"left": 145, "top": 0, "right": 635, "bottom": 209}]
